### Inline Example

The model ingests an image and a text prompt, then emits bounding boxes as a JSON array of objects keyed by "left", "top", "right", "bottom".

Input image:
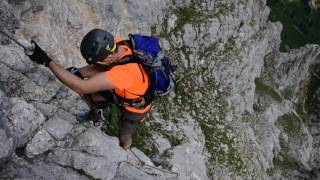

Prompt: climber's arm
[
  {"left": 48, "top": 61, "right": 114, "bottom": 96},
  {"left": 24, "top": 40, "right": 114, "bottom": 96},
  {"left": 78, "top": 64, "right": 106, "bottom": 78}
]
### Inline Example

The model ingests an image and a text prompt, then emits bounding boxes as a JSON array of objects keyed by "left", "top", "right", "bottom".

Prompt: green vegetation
[
  {"left": 200, "top": 122, "right": 246, "bottom": 176},
  {"left": 255, "top": 78, "right": 282, "bottom": 102},
  {"left": 295, "top": 65, "right": 320, "bottom": 121},
  {"left": 267, "top": 0, "right": 320, "bottom": 51},
  {"left": 156, "top": 0, "right": 249, "bottom": 177},
  {"left": 101, "top": 104, "right": 183, "bottom": 157},
  {"left": 282, "top": 87, "right": 294, "bottom": 100},
  {"left": 270, "top": 131, "right": 299, "bottom": 176},
  {"left": 173, "top": 6, "right": 207, "bottom": 32},
  {"left": 101, "top": 105, "right": 121, "bottom": 136},
  {"left": 158, "top": 1, "right": 210, "bottom": 37},
  {"left": 132, "top": 119, "right": 159, "bottom": 156},
  {"left": 160, "top": 149, "right": 173, "bottom": 160},
  {"left": 130, "top": 115, "right": 183, "bottom": 157},
  {"left": 198, "top": 85, "right": 247, "bottom": 176},
  {"left": 253, "top": 101, "right": 266, "bottom": 113},
  {"left": 304, "top": 67, "right": 320, "bottom": 115},
  {"left": 271, "top": 143, "right": 298, "bottom": 174},
  {"left": 214, "top": 3, "right": 236, "bottom": 15},
  {"left": 270, "top": 112, "right": 302, "bottom": 175},
  {"left": 277, "top": 112, "right": 302, "bottom": 138},
  {"left": 171, "top": 71, "right": 248, "bottom": 176},
  {"left": 101, "top": 105, "right": 156, "bottom": 156}
]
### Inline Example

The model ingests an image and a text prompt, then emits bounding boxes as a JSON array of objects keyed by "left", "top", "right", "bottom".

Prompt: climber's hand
[{"left": 25, "top": 40, "right": 52, "bottom": 67}]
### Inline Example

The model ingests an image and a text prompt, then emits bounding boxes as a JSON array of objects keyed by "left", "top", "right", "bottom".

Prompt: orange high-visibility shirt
[{"left": 105, "top": 37, "right": 151, "bottom": 113}]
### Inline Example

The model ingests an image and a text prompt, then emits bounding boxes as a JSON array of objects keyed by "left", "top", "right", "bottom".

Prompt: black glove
[{"left": 25, "top": 40, "right": 52, "bottom": 67}]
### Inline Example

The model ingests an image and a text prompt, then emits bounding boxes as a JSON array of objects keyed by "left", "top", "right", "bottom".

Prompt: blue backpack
[{"left": 116, "top": 34, "right": 175, "bottom": 107}]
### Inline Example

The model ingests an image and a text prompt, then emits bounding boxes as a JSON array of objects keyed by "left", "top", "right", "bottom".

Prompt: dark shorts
[
  {"left": 119, "top": 109, "right": 148, "bottom": 136},
  {"left": 88, "top": 90, "right": 149, "bottom": 136}
]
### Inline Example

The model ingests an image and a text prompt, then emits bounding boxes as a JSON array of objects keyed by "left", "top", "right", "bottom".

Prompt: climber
[{"left": 25, "top": 29, "right": 152, "bottom": 150}]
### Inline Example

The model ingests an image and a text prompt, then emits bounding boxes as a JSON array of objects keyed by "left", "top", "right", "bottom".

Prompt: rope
[{"left": 129, "top": 148, "right": 179, "bottom": 177}]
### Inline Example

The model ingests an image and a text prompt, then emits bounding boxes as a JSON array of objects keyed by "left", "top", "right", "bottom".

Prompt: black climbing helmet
[{"left": 80, "top": 29, "right": 116, "bottom": 64}]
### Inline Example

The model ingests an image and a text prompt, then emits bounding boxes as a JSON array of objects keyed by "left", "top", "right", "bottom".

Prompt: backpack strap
[
  {"left": 117, "top": 40, "right": 133, "bottom": 49},
  {"left": 116, "top": 40, "right": 134, "bottom": 65},
  {"left": 113, "top": 39, "right": 150, "bottom": 109}
]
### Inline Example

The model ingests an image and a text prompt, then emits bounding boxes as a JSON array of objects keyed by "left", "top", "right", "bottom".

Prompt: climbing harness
[
  {"left": 94, "top": 108, "right": 114, "bottom": 129},
  {"left": 93, "top": 109, "right": 104, "bottom": 127},
  {"left": 129, "top": 148, "right": 179, "bottom": 177}
]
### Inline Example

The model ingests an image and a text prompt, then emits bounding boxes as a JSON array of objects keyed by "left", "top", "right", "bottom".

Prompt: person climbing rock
[
  {"left": 25, "top": 28, "right": 175, "bottom": 150},
  {"left": 25, "top": 29, "right": 152, "bottom": 150}
]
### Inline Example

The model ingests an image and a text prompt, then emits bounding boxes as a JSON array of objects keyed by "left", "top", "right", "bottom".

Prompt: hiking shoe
[{"left": 75, "top": 110, "right": 100, "bottom": 124}]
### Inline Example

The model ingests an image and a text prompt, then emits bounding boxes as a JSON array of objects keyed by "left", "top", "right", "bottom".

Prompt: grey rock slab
[
  {"left": 72, "top": 128, "right": 127, "bottom": 162},
  {"left": 46, "top": 148, "right": 73, "bottom": 167},
  {"left": 67, "top": 11, "right": 83, "bottom": 30},
  {"left": 0, "top": 128, "right": 15, "bottom": 165},
  {"left": 31, "top": 101, "right": 59, "bottom": 117},
  {"left": 170, "top": 144, "right": 207, "bottom": 180},
  {"left": 45, "top": 115, "right": 73, "bottom": 140},
  {"left": 0, "top": 155, "right": 89, "bottom": 180},
  {"left": 47, "top": 148, "right": 119, "bottom": 180},
  {"left": 7, "top": 98, "right": 46, "bottom": 147},
  {"left": 25, "top": 129, "right": 55, "bottom": 158},
  {"left": 128, "top": 148, "right": 154, "bottom": 167},
  {"left": 153, "top": 134, "right": 171, "bottom": 155},
  {"left": 0, "top": 0, "right": 16, "bottom": 45},
  {"left": 51, "top": 88, "right": 90, "bottom": 114},
  {"left": 112, "top": 161, "right": 172, "bottom": 180},
  {"left": 0, "top": 45, "right": 34, "bottom": 72},
  {"left": 71, "top": 151, "right": 119, "bottom": 180}
]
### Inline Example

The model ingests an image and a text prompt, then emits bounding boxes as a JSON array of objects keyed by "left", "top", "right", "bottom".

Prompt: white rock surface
[{"left": 0, "top": 0, "right": 319, "bottom": 179}]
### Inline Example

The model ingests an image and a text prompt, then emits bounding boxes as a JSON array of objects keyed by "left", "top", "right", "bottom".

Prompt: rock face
[
  {"left": 0, "top": 0, "right": 17, "bottom": 44},
  {"left": 0, "top": 0, "right": 319, "bottom": 179},
  {"left": 255, "top": 45, "right": 320, "bottom": 179}
]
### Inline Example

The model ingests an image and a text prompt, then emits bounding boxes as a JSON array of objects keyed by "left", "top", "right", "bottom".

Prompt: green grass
[
  {"left": 157, "top": 2, "right": 208, "bottom": 38},
  {"left": 255, "top": 78, "right": 282, "bottom": 102},
  {"left": 295, "top": 65, "right": 320, "bottom": 120},
  {"left": 155, "top": 1, "right": 248, "bottom": 177},
  {"left": 304, "top": 67, "right": 320, "bottom": 114},
  {"left": 132, "top": 119, "right": 159, "bottom": 156},
  {"left": 171, "top": 73, "right": 248, "bottom": 176},
  {"left": 271, "top": 142, "right": 298, "bottom": 174},
  {"left": 101, "top": 103, "right": 183, "bottom": 157},
  {"left": 277, "top": 112, "right": 302, "bottom": 138},
  {"left": 267, "top": 0, "right": 320, "bottom": 51},
  {"left": 100, "top": 105, "right": 157, "bottom": 156}
]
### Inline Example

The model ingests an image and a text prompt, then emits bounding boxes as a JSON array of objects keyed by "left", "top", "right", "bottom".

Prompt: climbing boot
[{"left": 76, "top": 109, "right": 102, "bottom": 126}]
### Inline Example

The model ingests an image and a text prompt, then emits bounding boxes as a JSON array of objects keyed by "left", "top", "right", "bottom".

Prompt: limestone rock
[
  {"left": 0, "top": 0, "right": 17, "bottom": 45},
  {"left": 0, "top": 0, "right": 319, "bottom": 179},
  {"left": 0, "top": 128, "right": 15, "bottom": 165},
  {"left": 0, "top": 155, "right": 89, "bottom": 180},
  {"left": 25, "top": 129, "right": 55, "bottom": 158},
  {"left": 45, "top": 115, "right": 73, "bottom": 140},
  {"left": 6, "top": 98, "right": 46, "bottom": 147}
]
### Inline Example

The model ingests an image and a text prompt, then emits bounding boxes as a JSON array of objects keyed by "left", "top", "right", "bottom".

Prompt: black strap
[
  {"left": 117, "top": 40, "right": 132, "bottom": 49},
  {"left": 113, "top": 40, "right": 150, "bottom": 109},
  {"left": 117, "top": 56, "right": 135, "bottom": 65},
  {"left": 115, "top": 94, "right": 147, "bottom": 109}
]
